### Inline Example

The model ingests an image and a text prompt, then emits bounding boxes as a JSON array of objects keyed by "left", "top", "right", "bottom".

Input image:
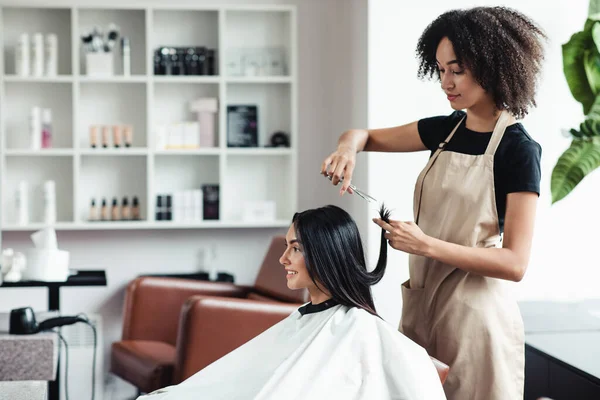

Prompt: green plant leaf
[
  {"left": 563, "top": 30, "right": 596, "bottom": 114},
  {"left": 551, "top": 137, "right": 600, "bottom": 203}
]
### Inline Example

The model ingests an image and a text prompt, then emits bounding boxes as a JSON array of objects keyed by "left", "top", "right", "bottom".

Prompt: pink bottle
[{"left": 41, "top": 109, "right": 52, "bottom": 149}]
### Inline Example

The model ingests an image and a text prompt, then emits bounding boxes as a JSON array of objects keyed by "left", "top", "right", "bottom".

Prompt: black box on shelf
[
  {"left": 153, "top": 46, "right": 217, "bottom": 76},
  {"left": 227, "top": 105, "right": 258, "bottom": 147},
  {"left": 155, "top": 194, "right": 172, "bottom": 221},
  {"left": 202, "top": 184, "right": 219, "bottom": 220}
]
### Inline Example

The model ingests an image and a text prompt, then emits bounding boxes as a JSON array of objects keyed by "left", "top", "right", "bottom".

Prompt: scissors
[{"left": 326, "top": 175, "right": 378, "bottom": 204}]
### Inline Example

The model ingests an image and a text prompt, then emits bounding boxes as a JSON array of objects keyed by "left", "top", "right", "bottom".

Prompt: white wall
[
  {"left": 367, "top": 0, "right": 600, "bottom": 327},
  {"left": 0, "top": 0, "right": 364, "bottom": 398}
]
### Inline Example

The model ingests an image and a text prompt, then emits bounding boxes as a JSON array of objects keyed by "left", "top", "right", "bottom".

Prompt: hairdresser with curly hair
[{"left": 322, "top": 6, "right": 546, "bottom": 400}]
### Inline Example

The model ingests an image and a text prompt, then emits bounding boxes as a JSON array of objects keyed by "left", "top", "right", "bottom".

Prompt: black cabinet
[{"left": 525, "top": 344, "right": 600, "bottom": 400}]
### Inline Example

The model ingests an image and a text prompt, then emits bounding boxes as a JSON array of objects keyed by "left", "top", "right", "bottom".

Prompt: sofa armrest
[
  {"left": 121, "top": 277, "right": 251, "bottom": 344},
  {"left": 174, "top": 295, "right": 300, "bottom": 383}
]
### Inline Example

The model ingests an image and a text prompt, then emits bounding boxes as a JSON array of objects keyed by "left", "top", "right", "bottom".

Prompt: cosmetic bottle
[
  {"left": 30, "top": 107, "right": 42, "bottom": 150},
  {"left": 121, "top": 37, "right": 131, "bottom": 76},
  {"left": 111, "top": 197, "right": 119, "bottom": 220},
  {"left": 16, "top": 33, "right": 30, "bottom": 76},
  {"left": 132, "top": 196, "right": 140, "bottom": 220},
  {"left": 124, "top": 125, "right": 133, "bottom": 147},
  {"left": 32, "top": 33, "right": 44, "bottom": 77},
  {"left": 41, "top": 109, "right": 52, "bottom": 149},
  {"left": 155, "top": 195, "right": 163, "bottom": 221},
  {"left": 89, "top": 198, "right": 97, "bottom": 221},
  {"left": 121, "top": 197, "right": 130, "bottom": 220},
  {"left": 102, "top": 126, "right": 110, "bottom": 148},
  {"left": 90, "top": 125, "right": 98, "bottom": 148},
  {"left": 42, "top": 180, "right": 56, "bottom": 224},
  {"left": 101, "top": 198, "right": 108, "bottom": 220},
  {"left": 45, "top": 33, "right": 58, "bottom": 76},
  {"left": 112, "top": 125, "right": 122, "bottom": 148},
  {"left": 16, "top": 181, "right": 29, "bottom": 225}
]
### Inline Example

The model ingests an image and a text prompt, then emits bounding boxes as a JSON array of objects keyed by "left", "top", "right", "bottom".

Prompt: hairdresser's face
[
  {"left": 279, "top": 224, "right": 315, "bottom": 291},
  {"left": 436, "top": 37, "right": 492, "bottom": 112}
]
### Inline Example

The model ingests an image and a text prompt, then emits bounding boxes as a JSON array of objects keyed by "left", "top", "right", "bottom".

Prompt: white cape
[{"left": 138, "top": 304, "right": 446, "bottom": 400}]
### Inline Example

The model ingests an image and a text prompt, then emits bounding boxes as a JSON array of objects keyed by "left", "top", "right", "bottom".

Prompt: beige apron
[{"left": 400, "top": 110, "right": 524, "bottom": 400}]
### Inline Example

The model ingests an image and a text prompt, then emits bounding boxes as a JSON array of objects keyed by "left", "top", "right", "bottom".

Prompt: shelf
[
  {"left": 5, "top": 149, "right": 74, "bottom": 156},
  {"left": 226, "top": 77, "right": 292, "bottom": 84},
  {"left": 1, "top": 220, "right": 290, "bottom": 231},
  {"left": 80, "top": 148, "right": 148, "bottom": 156},
  {"left": 152, "top": 76, "right": 220, "bottom": 84},
  {"left": 79, "top": 76, "right": 147, "bottom": 83},
  {"left": 3, "top": 75, "right": 74, "bottom": 83},
  {"left": 1, "top": 5, "right": 297, "bottom": 233},
  {"left": 226, "top": 148, "right": 291, "bottom": 155},
  {"left": 154, "top": 149, "right": 220, "bottom": 155}
]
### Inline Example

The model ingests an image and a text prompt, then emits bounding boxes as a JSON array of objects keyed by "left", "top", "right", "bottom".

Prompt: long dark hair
[{"left": 292, "top": 204, "right": 391, "bottom": 316}]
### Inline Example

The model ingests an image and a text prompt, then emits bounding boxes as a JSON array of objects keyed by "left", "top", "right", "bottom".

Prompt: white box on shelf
[
  {"left": 155, "top": 124, "right": 168, "bottom": 150},
  {"left": 86, "top": 52, "right": 114, "bottom": 77},
  {"left": 242, "top": 201, "right": 276, "bottom": 222},
  {"left": 190, "top": 98, "right": 218, "bottom": 148}
]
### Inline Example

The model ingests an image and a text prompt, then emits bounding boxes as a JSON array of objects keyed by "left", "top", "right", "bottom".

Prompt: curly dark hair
[{"left": 416, "top": 6, "right": 547, "bottom": 119}]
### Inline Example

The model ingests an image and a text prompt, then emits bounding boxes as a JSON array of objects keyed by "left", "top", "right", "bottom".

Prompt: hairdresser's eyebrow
[{"left": 436, "top": 59, "right": 461, "bottom": 66}]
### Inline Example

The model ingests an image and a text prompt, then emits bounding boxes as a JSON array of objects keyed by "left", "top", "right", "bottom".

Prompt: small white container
[
  {"left": 86, "top": 52, "right": 114, "bottom": 77},
  {"left": 30, "top": 107, "right": 42, "bottom": 150},
  {"left": 16, "top": 33, "right": 30, "bottom": 76},
  {"left": 16, "top": 181, "right": 29, "bottom": 225},
  {"left": 45, "top": 33, "right": 58, "bottom": 76},
  {"left": 32, "top": 33, "right": 44, "bottom": 77},
  {"left": 23, "top": 249, "right": 70, "bottom": 282},
  {"left": 42, "top": 180, "right": 57, "bottom": 224}
]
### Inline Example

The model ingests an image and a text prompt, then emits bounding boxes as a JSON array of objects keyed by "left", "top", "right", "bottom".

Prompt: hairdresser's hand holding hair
[{"left": 372, "top": 218, "right": 430, "bottom": 256}]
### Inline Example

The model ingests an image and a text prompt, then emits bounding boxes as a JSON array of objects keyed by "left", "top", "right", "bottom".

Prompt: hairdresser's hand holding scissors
[
  {"left": 320, "top": 145, "right": 356, "bottom": 195},
  {"left": 371, "top": 218, "right": 430, "bottom": 257}
]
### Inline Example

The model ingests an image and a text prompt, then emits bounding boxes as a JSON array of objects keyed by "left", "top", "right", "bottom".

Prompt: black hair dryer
[{"left": 9, "top": 307, "right": 86, "bottom": 335}]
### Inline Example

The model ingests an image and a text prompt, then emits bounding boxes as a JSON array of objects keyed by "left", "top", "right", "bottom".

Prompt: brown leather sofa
[
  {"left": 111, "top": 235, "right": 309, "bottom": 394},
  {"left": 175, "top": 295, "right": 450, "bottom": 386},
  {"left": 111, "top": 235, "right": 449, "bottom": 394}
]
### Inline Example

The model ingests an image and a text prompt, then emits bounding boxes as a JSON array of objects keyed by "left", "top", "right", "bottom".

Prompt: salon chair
[
  {"left": 175, "top": 295, "right": 451, "bottom": 385},
  {"left": 110, "top": 235, "right": 309, "bottom": 394}
]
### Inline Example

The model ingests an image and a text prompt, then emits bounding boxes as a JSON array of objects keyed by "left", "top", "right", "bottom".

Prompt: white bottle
[
  {"left": 32, "top": 33, "right": 44, "bottom": 77},
  {"left": 43, "top": 180, "right": 57, "bottom": 224},
  {"left": 16, "top": 181, "right": 29, "bottom": 225},
  {"left": 16, "top": 33, "right": 30, "bottom": 76},
  {"left": 121, "top": 37, "right": 131, "bottom": 76},
  {"left": 45, "top": 33, "right": 58, "bottom": 76},
  {"left": 30, "top": 106, "right": 42, "bottom": 150}
]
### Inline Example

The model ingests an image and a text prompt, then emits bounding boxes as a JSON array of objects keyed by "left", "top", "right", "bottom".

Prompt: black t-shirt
[{"left": 417, "top": 110, "right": 542, "bottom": 233}]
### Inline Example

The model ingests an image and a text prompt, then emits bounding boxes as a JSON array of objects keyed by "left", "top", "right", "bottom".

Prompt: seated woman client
[{"left": 138, "top": 205, "right": 446, "bottom": 400}]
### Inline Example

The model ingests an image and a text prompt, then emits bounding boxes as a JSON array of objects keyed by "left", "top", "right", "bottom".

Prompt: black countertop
[{"left": 520, "top": 299, "right": 600, "bottom": 382}]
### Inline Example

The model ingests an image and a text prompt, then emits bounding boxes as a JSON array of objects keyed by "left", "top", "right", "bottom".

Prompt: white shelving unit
[{"left": 0, "top": 4, "right": 297, "bottom": 232}]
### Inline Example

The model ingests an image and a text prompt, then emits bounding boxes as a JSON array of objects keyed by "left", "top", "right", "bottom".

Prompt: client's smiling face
[{"left": 279, "top": 223, "right": 314, "bottom": 291}]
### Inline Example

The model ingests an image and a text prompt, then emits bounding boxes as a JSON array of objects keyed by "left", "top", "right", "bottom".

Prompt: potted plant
[{"left": 552, "top": 0, "right": 600, "bottom": 203}]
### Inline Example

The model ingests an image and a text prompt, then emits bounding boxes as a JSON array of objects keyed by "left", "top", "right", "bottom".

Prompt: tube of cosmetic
[
  {"left": 101, "top": 198, "right": 108, "bottom": 220},
  {"left": 102, "top": 126, "right": 110, "bottom": 148},
  {"left": 113, "top": 125, "right": 122, "bottom": 148},
  {"left": 121, "top": 37, "right": 131, "bottom": 76},
  {"left": 89, "top": 198, "right": 97, "bottom": 221},
  {"left": 121, "top": 197, "right": 130, "bottom": 220},
  {"left": 45, "top": 33, "right": 58, "bottom": 76},
  {"left": 132, "top": 196, "right": 140, "bottom": 220},
  {"left": 90, "top": 125, "right": 98, "bottom": 148},
  {"left": 111, "top": 197, "right": 119, "bottom": 220},
  {"left": 123, "top": 124, "right": 133, "bottom": 147},
  {"left": 32, "top": 33, "right": 44, "bottom": 77}
]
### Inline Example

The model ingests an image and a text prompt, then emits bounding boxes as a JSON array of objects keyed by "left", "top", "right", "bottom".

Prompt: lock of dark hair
[{"left": 291, "top": 204, "right": 391, "bottom": 316}]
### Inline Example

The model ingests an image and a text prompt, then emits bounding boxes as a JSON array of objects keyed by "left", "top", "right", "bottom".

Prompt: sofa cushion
[{"left": 111, "top": 340, "right": 175, "bottom": 394}]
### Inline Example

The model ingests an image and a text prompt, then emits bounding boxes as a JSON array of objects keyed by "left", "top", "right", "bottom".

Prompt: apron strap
[
  {"left": 484, "top": 110, "right": 511, "bottom": 155},
  {"left": 415, "top": 116, "right": 465, "bottom": 224}
]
